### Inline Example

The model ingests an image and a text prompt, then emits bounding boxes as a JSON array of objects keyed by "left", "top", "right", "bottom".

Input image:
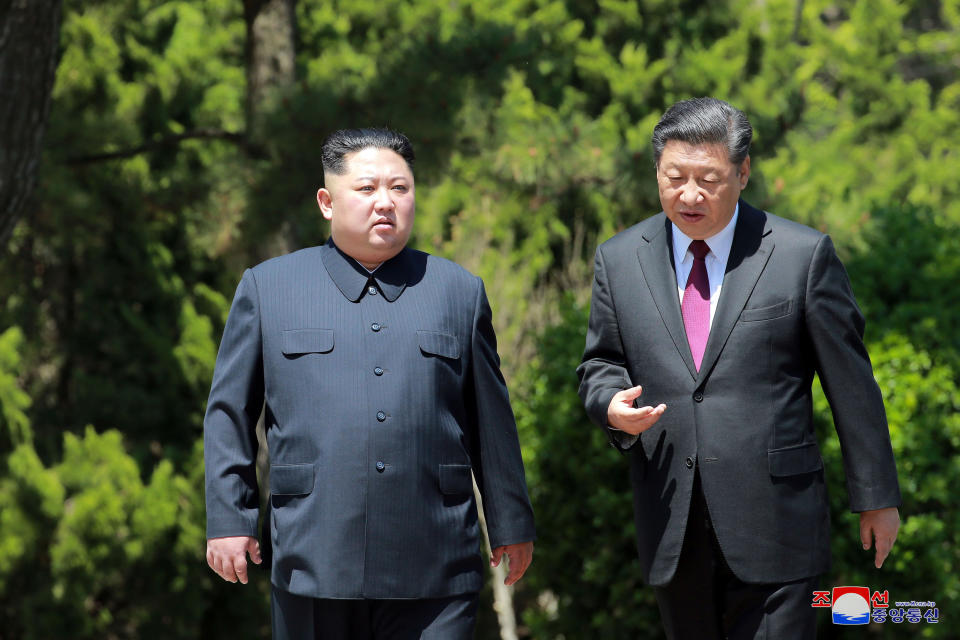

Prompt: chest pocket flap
[
  {"left": 417, "top": 330, "right": 460, "bottom": 360},
  {"left": 281, "top": 329, "right": 334, "bottom": 355}
]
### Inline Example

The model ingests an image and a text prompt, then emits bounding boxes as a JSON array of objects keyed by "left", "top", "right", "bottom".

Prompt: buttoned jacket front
[{"left": 205, "top": 240, "right": 535, "bottom": 599}]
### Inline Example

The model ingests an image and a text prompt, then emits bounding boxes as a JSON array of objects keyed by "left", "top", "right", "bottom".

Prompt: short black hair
[
  {"left": 321, "top": 128, "right": 415, "bottom": 175},
  {"left": 652, "top": 98, "right": 752, "bottom": 166}
]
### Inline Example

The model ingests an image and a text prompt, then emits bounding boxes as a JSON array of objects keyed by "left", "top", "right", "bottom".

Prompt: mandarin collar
[{"left": 321, "top": 238, "right": 411, "bottom": 302}]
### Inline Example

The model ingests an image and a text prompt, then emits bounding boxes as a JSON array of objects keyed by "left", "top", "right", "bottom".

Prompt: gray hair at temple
[
  {"left": 321, "top": 127, "right": 415, "bottom": 176},
  {"left": 651, "top": 98, "right": 753, "bottom": 168}
]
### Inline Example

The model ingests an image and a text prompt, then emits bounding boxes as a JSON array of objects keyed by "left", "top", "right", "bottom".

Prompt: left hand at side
[
  {"left": 490, "top": 541, "right": 534, "bottom": 586},
  {"left": 859, "top": 507, "right": 900, "bottom": 569}
]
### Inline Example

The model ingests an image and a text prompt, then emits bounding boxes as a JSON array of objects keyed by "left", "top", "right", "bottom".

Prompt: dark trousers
[
  {"left": 271, "top": 586, "right": 478, "bottom": 640},
  {"left": 653, "top": 472, "right": 817, "bottom": 640}
]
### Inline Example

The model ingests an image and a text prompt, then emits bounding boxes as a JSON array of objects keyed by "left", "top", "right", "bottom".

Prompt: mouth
[
  {"left": 371, "top": 218, "right": 395, "bottom": 230},
  {"left": 677, "top": 211, "right": 705, "bottom": 223}
]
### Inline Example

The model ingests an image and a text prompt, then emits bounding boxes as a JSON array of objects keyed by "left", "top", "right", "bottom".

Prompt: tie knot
[{"left": 689, "top": 239, "right": 710, "bottom": 261}]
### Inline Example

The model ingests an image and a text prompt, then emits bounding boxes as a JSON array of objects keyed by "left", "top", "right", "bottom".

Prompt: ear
[
  {"left": 317, "top": 188, "right": 334, "bottom": 220},
  {"left": 738, "top": 155, "right": 751, "bottom": 189}
]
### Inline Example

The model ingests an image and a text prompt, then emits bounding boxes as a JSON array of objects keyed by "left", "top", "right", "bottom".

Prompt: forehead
[
  {"left": 341, "top": 147, "right": 412, "bottom": 177},
  {"left": 657, "top": 141, "right": 732, "bottom": 170}
]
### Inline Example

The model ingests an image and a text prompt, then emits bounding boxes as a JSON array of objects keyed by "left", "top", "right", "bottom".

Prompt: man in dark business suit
[
  {"left": 577, "top": 98, "right": 901, "bottom": 639},
  {"left": 204, "top": 128, "right": 535, "bottom": 639}
]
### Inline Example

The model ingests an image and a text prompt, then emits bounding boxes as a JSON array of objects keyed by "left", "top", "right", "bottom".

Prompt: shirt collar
[
  {"left": 321, "top": 238, "right": 411, "bottom": 302},
  {"left": 671, "top": 201, "right": 740, "bottom": 264}
]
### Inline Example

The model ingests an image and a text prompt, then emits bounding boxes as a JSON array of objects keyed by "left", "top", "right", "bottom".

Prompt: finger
[
  {"left": 875, "top": 546, "right": 888, "bottom": 569},
  {"left": 620, "top": 406, "right": 655, "bottom": 420},
  {"left": 221, "top": 557, "right": 238, "bottom": 583},
  {"left": 212, "top": 554, "right": 223, "bottom": 577},
  {"left": 235, "top": 555, "right": 249, "bottom": 584},
  {"left": 490, "top": 547, "right": 504, "bottom": 568},
  {"left": 504, "top": 556, "right": 522, "bottom": 586},
  {"left": 616, "top": 406, "right": 666, "bottom": 435},
  {"left": 621, "top": 404, "right": 666, "bottom": 421},
  {"left": 860, "top": 521, "right": 872, "bottom": 550},
  {"left": 504, "top": 550, "right": 532, "bottom": 586},
  {"left": 875, "top": 535, "right": 893, "bottom": 569},
  {"left": 248, "top": 539, "right": 263, "bottom": 565},
  {"left": 206, "top": 547, "right": 215, "bottom": 571},
  {"left": 618, "top": 385, "right": 644, "bottom": 403}
]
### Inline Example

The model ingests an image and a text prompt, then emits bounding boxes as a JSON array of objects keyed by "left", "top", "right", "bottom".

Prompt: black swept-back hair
[
  {"left": 320, "top": 127, "right": 415, "bottom": 176},
  {"left": 652, "top": 97, "right": 752, "bottom": 169}
]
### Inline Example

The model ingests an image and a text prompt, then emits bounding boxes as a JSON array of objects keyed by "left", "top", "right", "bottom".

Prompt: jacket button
[
  {"left": 368, "top": 285, "right": 378, "bottom": 295},
  {"left": 374, "top": 367, "right": 384, "bottom": 376},
  {"left": 376, "top": 411, "right": 386, "bottom": 422},
  {"left": 693, "top": 391, "right": 703, "bottom": 402},
  {"left": 371, "top": 322, "right": 381, "bottom": 332},
  {"left": 376, "top": 461, "right": 385, "bottom": 472},
  {"left": 685, "top": 457, "right": 694, "bottom": 469}
]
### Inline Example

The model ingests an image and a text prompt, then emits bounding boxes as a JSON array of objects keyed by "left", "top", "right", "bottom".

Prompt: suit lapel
[
  {"left": 637, "top": 216, "right": 699, "bottom": 379},
  {"left": 697, "top": 202, "right": 774, "bottom": 380}
]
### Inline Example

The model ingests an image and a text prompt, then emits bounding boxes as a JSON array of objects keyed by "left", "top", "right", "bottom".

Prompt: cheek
[{"left": 397, "top": 199, "right": 416, "bottom": 223}]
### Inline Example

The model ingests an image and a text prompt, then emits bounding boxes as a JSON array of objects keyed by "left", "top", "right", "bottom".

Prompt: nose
[
  {"left": 374, "top": 186, "right": 395, "bottom": 212},
  {"left": 679, "top": 179, "right": 704, "bottom": 206}
]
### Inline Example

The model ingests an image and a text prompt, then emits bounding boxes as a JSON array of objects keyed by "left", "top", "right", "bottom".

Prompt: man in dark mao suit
[
  {"left": 577, "top": 98, "right": 901, "bottom": 639},
  {"left": 204, "top": 128, "right": 535, "bottom": 639}
]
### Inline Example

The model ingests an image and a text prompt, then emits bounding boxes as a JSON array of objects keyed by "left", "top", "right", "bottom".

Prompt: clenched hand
[
  {"left": 207, "top": 535, "right": 262, "bottom": 584},
  {"left": 490, "top": 541, "right": 534, "bottom": 586}
]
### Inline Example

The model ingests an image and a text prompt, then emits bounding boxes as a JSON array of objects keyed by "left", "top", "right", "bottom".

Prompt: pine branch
[{"left": 65, "top": 129, "right": 263, "bottom": 165}]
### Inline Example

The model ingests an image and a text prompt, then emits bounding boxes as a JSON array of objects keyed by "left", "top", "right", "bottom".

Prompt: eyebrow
[{"left": 353, "top": 175, "right": 409, "bottom": 182}]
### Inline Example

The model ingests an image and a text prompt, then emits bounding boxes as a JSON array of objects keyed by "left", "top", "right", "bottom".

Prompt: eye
[
  {"left": 358, "top": 185, "right": 374, "bottom": 192},
  {"left": 391, "top": 185, "right": 408, "bottom": 192}
]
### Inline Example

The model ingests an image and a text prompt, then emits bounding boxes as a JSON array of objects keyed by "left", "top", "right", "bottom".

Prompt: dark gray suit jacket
[
  {"left": 205, "top": 240, "right": 535, "bottom": 599},
  {"left": 577, "top": 201, "right": 900, "bottom": 586}
]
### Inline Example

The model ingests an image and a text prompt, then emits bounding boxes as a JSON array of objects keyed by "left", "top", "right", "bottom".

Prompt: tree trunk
[
  {"left": 0, "top": 0, "right": 63, "bottom": 244},
  {"left": 475, "top": 478, "right": 520, "bottom": 640},
  {"left": 243, "top": 0, "right": 296, "bottom": 137},
  {"left": 244, "top": 0, "right": 297, "bottom": 545}
]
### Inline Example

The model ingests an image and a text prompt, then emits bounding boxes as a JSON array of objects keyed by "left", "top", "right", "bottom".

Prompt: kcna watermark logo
[{"left": 812, "top": 586, "right": 938, "bottom": 625}]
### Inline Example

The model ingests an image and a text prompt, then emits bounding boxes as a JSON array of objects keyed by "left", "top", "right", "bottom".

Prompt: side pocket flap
[
  {"left": 281, "top": 329, "right": 334, "bottom": 355},
  {"left": 768, "top": 442, "right": 823, "bottom": 477},
  {"left": 418, "top": 330, "right": 460, "bottom": 360},
  {"left": 439, "top": 463, "right": 473, "bottom": 496},
  {"left": 271, "top": 463, "right": 315, "bottom": 495}
]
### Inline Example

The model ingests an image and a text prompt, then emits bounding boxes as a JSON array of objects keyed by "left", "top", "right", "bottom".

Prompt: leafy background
[{"left": 1, "top": 0, "right": 958, "bottom": 637}]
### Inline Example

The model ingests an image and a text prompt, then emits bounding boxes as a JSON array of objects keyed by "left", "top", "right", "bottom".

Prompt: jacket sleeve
[
  {"left": 204, "top": 269, "right": 265, "bottom": 539},
  {"left": 466, "top": 278, "right": 536, "bottom": 549},
  {"left": 576, "top": 246, "right": 638, "bottom": 450},
  {"left": 805, "top": 235, "right": 901, "bottom": 512}
]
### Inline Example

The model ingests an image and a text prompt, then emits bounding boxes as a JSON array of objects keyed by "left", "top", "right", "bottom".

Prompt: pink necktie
[{"left": 682, "top": 240, "right": 711, "bottom": 371}]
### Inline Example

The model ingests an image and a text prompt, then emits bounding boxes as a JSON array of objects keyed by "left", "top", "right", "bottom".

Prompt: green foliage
[
  {"left": 0, "top": 327, "right": 32, "bottom": 446},
  {"left": 0, "top": 428, "right": 269, "bottom": 639},
  {"left": 515, "top": 296, "right": 662, "bottom": 638},
  {"left": 810, "top": 203, "right": 960, "bottom": 637},
  {"left": 3, "top": 0, "right": 960, "bottom": 637}
]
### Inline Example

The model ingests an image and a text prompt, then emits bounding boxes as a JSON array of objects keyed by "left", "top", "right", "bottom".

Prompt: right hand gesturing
[{"left": 606, "top": 385, "right": 666, "bottom": 435}]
